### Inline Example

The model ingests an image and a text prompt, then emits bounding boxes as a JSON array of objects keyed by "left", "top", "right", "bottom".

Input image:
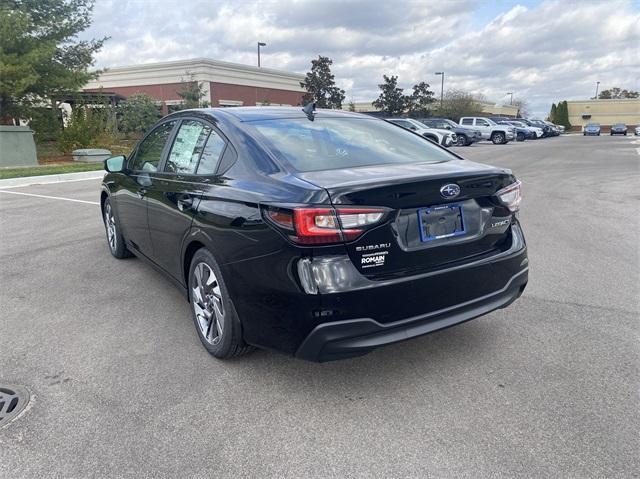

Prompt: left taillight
[
  {"left": 265, "top": 206, "right": 387, "bottom": 245},
  {"left": 495, "top": 180, "right": 522, "bottom": 212}
]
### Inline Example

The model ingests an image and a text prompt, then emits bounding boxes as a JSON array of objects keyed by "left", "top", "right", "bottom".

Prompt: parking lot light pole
[
  {"left": 257, "top": 42, "right": 266, "bottom": 67},
  {"left": 507, "top": 92, "right": 513, "bottom": 105},
  {"left": 594, "top": 81, "right": 600, "bottom": 100},
  {"left": 435, "top": 72, "right": 444, "bottom": 110}
]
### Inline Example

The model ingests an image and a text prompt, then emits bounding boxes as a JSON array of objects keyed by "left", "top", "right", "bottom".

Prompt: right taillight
[
  {"left": 496, "top": 180, "right": 522, "bottom": 212},
  {"left": 265, "top": 206, "right": 388, "bottom": 245}
]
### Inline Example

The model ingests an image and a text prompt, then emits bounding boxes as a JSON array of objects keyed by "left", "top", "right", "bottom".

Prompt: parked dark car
[
  {"left": 100, "top": 107, "right": 528, "bottom": 362},
  {"left": 515, "top": 118, "right": 552, "bottom": 137},
  {"left": 583, "top": 123, "right": 601, "bottom": 136},
  {"left": 528, "top": 119, "right": 555, "bottom": 137},
  {"left": 495, "top": 120, "right": 530, "bottom": 141},
  {"left": 610, "top": 123, "right": 627, "bottom": 135},
  {"left": 542, "top": 121, "right": 561, "bottom": 136},
  {"left": 417, "top": 118, "right": 482, "bottom": 146}
]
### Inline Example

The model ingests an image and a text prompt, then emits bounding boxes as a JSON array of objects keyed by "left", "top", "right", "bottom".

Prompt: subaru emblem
[{"left": 440, "top": 183, "right": 461, "bottom": 199}]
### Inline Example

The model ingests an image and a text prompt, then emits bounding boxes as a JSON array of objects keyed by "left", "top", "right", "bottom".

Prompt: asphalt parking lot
[{"left": 1, "top": 135, "right": 638, "bottom": 478}]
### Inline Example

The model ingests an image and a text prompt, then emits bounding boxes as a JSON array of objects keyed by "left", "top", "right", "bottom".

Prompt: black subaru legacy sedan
[{"left": 101, "top": 107, "right": 528, "bottom": 362}]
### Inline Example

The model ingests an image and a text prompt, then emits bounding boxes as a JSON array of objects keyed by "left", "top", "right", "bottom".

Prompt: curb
[{"left": 0, "top": 170, "right": 105, "bottom": 189}]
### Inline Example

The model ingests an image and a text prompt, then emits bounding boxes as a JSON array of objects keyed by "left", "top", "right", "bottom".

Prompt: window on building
[{"left": 218, "top": 100, "right": 244, "bottom": 107}]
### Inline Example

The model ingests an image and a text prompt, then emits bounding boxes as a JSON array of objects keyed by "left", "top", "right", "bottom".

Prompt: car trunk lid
[{"left": 295, "top": 160, "right": 517, "bottom": 278}]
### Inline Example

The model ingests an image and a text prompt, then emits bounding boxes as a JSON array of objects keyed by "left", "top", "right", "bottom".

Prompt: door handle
[
  {"left": 137, "top": 188, "right": 147, "bottom": 199},
  {"left": 177, "top": 195, "right": 194, "bottom": 212}
]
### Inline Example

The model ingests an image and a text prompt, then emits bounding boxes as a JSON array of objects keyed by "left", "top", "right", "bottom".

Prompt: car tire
[
  {"left": 102, "top": 197, "right": 133, "bottom": 259},
  {"left": 188, "top": 248, "right": 253, "bottom": 359},
  {"left": 491, "top": 132, "right": 506, "bottom": 145},
  {"left": 516, "top": 132, "right": 525, "bottom": 142},
  {"left": 456, "top": 134, "right": 468, "bottom": 146}
]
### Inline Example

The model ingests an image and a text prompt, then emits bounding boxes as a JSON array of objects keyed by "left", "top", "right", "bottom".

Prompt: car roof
[{"left": 190, "top": 106, "right": 366, "bottom": 122}]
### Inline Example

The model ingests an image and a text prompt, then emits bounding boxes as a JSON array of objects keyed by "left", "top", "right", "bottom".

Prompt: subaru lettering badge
[{"left": 440, "top": 183, "right": 461, "bottom": 199}]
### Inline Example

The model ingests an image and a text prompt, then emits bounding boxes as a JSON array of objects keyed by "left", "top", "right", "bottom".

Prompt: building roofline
[
  {"left": 94, "top": 57, "right": 305, "bottom": 81},
  {"left": 566, "top": 98, "right": 640, "bottom": 103}
]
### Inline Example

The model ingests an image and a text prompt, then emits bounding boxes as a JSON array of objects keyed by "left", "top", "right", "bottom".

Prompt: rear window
[{"left": 248, "top": 117, "right": 455, "bottom": 172}]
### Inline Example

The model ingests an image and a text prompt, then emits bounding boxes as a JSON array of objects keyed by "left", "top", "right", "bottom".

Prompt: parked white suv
[
  {"left": 387, "top": 118, "right": 457, "bottom": 147},
  {"left": 459, "top": 117, "right": 515, "bottom": 144}
]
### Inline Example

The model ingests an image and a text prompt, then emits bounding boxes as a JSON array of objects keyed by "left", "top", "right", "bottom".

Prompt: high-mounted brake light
[
  {"left": 265, "top": 206, "right": 387, "bottom": 245},
  {"left": 496, "top": 180, "right": 522, "bottom": 212}
]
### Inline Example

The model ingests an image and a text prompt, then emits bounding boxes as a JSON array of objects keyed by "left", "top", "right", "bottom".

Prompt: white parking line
[{"left": 0, "top": 189, "right": 100, "bottom": 205}]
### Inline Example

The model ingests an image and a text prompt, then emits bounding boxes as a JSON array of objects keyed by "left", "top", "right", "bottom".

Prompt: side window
[
  {"left": 165, "top": 120, "right": 211, "bottom": 174},
  {"left": 197, "top": 130, "right": 226, "bottom": 175},
  {"left": 477, "top": 119, "right": 490, "bottom": 127},
  {"left": 130, "top": 121, "right": 176, "bottom": 172},
  {"left": 461, "top": 118, "right": 473, "bottom": 126}
]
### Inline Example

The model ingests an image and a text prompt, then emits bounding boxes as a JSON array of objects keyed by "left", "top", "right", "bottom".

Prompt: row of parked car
[
  {"left": 386, "top": 116, "right": 564, "bottom": 147},
  {"left": 583, "top": 123, "right": 640, "bottom": 136}
]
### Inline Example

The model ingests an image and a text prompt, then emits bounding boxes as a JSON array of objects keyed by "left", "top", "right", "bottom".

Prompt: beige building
[{"left": 567, "top": 98, "right": 640, "bottom": 132}]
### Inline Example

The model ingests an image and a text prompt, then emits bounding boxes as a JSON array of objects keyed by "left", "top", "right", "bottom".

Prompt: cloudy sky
[{"left": 81, "top": 0, "right": 640, "bottom": 117}]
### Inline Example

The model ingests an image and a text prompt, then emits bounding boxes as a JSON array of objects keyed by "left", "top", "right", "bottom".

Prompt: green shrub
[
  {"left": 118, "top": 93, "right": 161, "bottom": 135},
  {"left": 57, "top": 107, "right": 107, "bottom": 153},
  {"left": 29, "top": 108, "right": 63, "bottom": 143}
]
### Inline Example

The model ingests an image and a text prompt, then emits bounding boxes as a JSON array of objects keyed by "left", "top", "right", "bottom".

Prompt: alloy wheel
[
  {"left": 104, "top": 203, "right": 117, "bottom": 252},
  {"left": 457, "top": 135, "right": 466, "bottom": 146},
  {"left": 192, "top": 262, "right": 224, "bottom": 345}
]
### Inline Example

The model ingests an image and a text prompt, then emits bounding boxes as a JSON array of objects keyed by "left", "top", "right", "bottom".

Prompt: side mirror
[
  {"left": 410, "top": 126, "right": 417, "bottom": 131},
  {"left": 104, "top": 155, "right": 126, "bottom": 173}
]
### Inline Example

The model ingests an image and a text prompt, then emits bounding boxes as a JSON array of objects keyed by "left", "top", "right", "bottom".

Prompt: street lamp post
[
  {"left": 506, "top": 92, "right": 513, "bottom": 105},
  {"left": 594, "top": 81, "right": 600, "bottom": 100},
  {"left": 435, "top": 72, "right": 445, "bottom": 110},
  {"left": 257, "top": 42, "right": 266, "bottom": 67}
]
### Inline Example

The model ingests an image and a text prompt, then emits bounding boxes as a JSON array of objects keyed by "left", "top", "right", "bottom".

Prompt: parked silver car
[{"left": 583, "top": 123, "right": 601, "bottom": 136}]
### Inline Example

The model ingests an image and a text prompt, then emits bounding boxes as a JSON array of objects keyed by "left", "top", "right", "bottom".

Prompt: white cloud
[{"left": 82, "top": 0, "right": 640, "bottom": 117}]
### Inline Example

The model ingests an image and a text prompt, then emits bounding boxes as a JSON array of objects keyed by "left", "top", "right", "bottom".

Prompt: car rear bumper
[
  {"left": 295, "top": 223, "right": 528, "bottom": 362},
  {"left": 296, "top": 267, "right": 527, "bottom": 362}
]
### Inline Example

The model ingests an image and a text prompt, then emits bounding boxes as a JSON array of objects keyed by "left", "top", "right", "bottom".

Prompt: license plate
[{"left": 418, "top": 204, "right": 465, "bottom": 242}]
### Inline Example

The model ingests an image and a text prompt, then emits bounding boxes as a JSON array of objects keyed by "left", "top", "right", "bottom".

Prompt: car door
[
  {"left": 475, "top": 118, "right": 492, "bottom": 139},
  {"left": 146, "top": 118, "right": 227, "bottom": 281},
  {"left": 117, "top": 120, "right": 177, "bottom": 257}
]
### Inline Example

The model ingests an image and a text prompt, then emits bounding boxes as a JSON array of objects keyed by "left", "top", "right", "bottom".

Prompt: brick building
[{"left": 84, "top": 58, "right": 306, "bottom": 114}]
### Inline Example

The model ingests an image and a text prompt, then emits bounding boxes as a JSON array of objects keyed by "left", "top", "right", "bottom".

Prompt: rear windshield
[
  {"left": 248, "top": 117, "right": 455, "bottom": 172},
  {"left": 586, "top": 123, "right": 600, "bottom": 127}
]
